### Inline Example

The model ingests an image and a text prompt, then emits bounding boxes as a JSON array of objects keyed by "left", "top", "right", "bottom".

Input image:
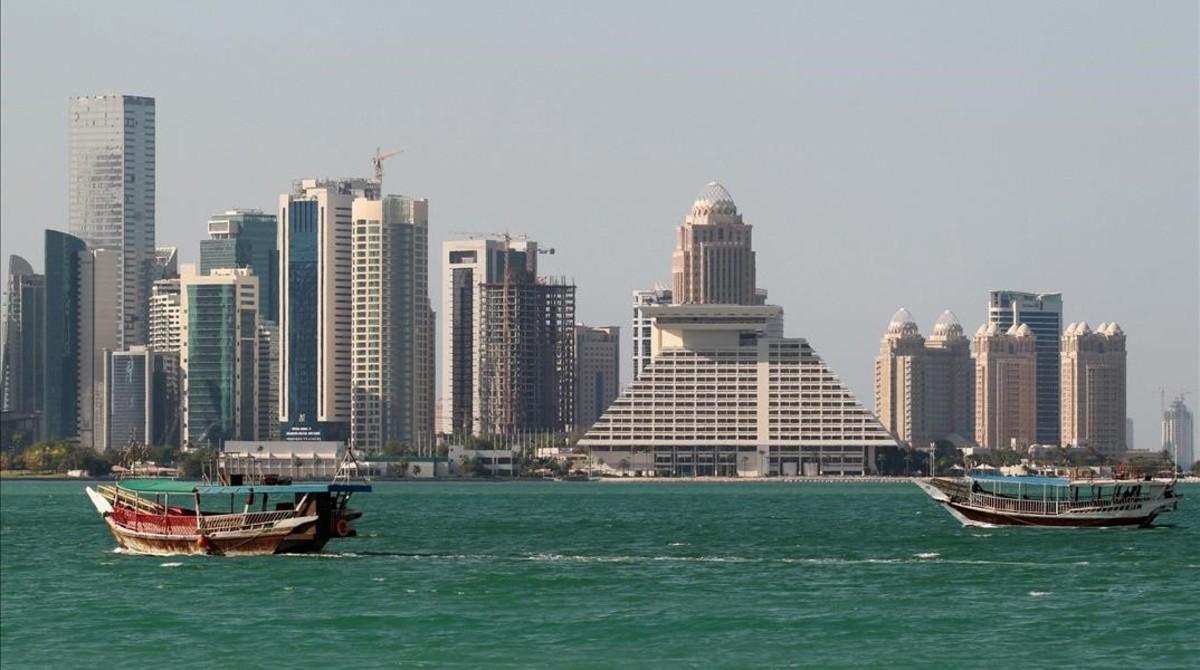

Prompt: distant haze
[{"left": 1, "top": 1, "right": 1196, "bottom": 450}]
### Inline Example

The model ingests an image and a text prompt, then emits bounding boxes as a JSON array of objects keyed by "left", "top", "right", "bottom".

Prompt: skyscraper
[
  {"left": 148, "top": 278, "right": 181, "bottom": 354},
  {"left": 179, "top": 265, "right": 258, "bottom": 448},
  {"left": 68, "top": 95, "right": 156, "bottom": 348},
  {"left": 200, "top": 210, "right": 278, "bottom": 322},
  {"left": 104, "top": 347, "right": 153, "bottom": 450},
  {"left": 1060, "top": 322, "right": 1127, "bottom": 456},
  {"left": 77, "top": 248, "right": 122, "bottom": 451},
  {"left": 988, "top": 290, "right": 1063, "bottom": 445},
  {"left": 973, "top": 323, "right": 1037, "bottom": 450},
  {"left": 874, "top": 309, "right": 973, "bottom": 449},
  {"left": 671, "top": 182, "right": 756, "bottom": 305},
  {"left": 256, "top": 321, "right": 280, "bottom": 441},
  {"left": 581, "top": 184, "right": 896, "bottom": 477},
  {"left": 632, "top": 286, "right": 672, "bottom": 381},
  {"left": 350, "top": 195, "right": 434, "bottom": 453},
  {"left": 42, "top": 231, "right": 86, "bottom": 440},
  {"left": 477, "top": 274, "right": 575, "bottom": 436},
  {"left": 440, "top": 237, "right": 538, "bottom": 436},
  {"left": 574, "top": 325, "right": 620, "bottom": 432},
  {"left": 279, "top": 179, "right": 375, "bottom": 440},
  {"left": 1162, "top": 395, "right": 1194, "bottom": 470},
  {"left": 1, "top": 256, "right": 45, "bottom": 415}
]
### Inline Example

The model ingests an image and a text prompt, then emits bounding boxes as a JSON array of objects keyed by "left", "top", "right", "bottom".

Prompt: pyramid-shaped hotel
[{"left": 579, "top": 183, "right": 897, "bottom": 476}]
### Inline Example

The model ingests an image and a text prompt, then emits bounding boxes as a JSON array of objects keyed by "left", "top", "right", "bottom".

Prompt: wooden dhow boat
[
  {"left": 86, "top": 479, "right": 371, "bottom": 556},
  {"left": 915, "top": 473, "right": 1179, "bottom": 528}
]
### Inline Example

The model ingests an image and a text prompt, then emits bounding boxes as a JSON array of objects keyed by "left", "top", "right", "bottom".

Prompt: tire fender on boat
[{"left": 334, "top": 518, "right": 351, "bottom": 537}]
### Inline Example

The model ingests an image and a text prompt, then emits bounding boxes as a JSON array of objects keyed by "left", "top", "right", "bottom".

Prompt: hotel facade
[{"left": 579, "top": 184, "right": 897, "bottom": 476}]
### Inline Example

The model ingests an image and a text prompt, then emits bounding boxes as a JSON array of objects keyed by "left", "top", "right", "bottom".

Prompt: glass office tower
[
  {"left": 42, "top": 231, "right": 86, "bottom": 440},
  {"left": 68, "top": 95, "right": 156, "bottom": 348}
]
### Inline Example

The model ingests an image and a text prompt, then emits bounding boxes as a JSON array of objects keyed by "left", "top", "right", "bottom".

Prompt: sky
[{"left": 1, "top": 1, "right": 1196, "bottom": 450}]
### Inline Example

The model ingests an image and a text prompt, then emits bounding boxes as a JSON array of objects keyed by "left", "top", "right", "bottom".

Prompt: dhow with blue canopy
[{"left": 914, "top": 472, "right": 1180, "bottom": 528}]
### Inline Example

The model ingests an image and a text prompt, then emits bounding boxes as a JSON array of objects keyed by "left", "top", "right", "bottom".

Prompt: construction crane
[
  {"left": 449, "top": 231, "right": 555, "bottom": 255},
  {"left": 372, "top": 146, "right": 404, "bottom": 184}
]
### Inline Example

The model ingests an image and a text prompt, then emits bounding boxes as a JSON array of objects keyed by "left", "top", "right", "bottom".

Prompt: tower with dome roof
[
  {"left": 581, "top": 182, "right": 898, "bottom": 477},
  {"left": 670, "top": 182, "right": 758, "bottom": 306},
  {"left": 875, "top": 309, "right": 973, "bottom": 449}
]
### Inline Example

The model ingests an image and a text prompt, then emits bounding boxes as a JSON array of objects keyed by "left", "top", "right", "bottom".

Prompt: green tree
[{"left": 179, "top": 448, "right": 214, "bottom": 478}]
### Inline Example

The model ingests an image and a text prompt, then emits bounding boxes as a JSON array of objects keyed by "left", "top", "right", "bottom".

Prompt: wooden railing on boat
[
  {"left": 109, "top": 506, "right": 297, "bottom": 536},
  {"left": 966, "top": 492, "right": 1153, "bottom": 516},
  {"left": 97, "top": 484, "right": 166, "bottom": 515}
]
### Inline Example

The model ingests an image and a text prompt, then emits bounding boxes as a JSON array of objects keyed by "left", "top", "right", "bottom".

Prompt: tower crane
[{"left": 372, "top": 146, "right": 404, "bottom": 185}]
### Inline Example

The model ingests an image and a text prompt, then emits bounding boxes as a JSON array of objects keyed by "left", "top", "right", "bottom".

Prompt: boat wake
[{"left": 913, "top": 552, "right": 940, "bottom": 559}]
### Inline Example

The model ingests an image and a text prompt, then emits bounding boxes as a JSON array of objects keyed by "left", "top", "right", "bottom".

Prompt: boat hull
[
  {"left": 103, "top": 517, "right": 314, "bottom": 556},
  {"left": 915, "top": 477, "right": 1178, "bottom": 528},
  {"left": 939, "top": 501, "right": 1163, "bottom": 528}
]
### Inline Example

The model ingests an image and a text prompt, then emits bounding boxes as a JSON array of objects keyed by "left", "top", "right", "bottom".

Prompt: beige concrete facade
[
  {"left": 350, "top": 196, "right": 434, "bottom": 453},
  {"left": 670, "top": 182, "right": 757, "bottom": 306},
  {"left": 973, "top": 323, "right": 1037, "bottom": 449},
  {"left": 573, "top": 325, "right": 620, "bottom": 431},
  {"left": 874, "top": 309, "right": 972, "bottom": 449},
  {"left": 1060, "top": 322, "right": 1126, "bottom": 455}
]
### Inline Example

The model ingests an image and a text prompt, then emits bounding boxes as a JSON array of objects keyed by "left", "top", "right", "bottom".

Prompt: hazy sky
[{"left": 2, "top": 1, "right": 1196, "bottom": 449}]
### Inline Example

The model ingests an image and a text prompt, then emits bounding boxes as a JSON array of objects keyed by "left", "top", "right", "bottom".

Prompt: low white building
[
  {"left": 448, "top": 445, "right": 520, "bottom": 477},
  {"left": 222, "top": 440, "right": 349, "bottom": 480},
  {"left": 579, "top": 304, "right": 897, "bottom": 477}
]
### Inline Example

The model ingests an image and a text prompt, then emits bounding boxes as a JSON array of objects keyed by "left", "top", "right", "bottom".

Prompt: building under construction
[{"left": 477, "top": 268, "right": 576, "bottom": 436}]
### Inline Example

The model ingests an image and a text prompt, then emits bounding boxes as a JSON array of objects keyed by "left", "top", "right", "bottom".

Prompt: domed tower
[
  {"left": 671, "top": 182, "right": 757, "bottom": 305},
  {"left": 973, "top": 320, "right": 1037, "bottom": 449},
  {"left": 875, "top": 309, "right": 924, "bottom": 445},
  {"left": 1061, "top": 319, "right": 1127, "bottom": 455}
]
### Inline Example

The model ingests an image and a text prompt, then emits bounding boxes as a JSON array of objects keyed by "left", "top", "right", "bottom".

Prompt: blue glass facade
[
  {"left": 184, "top": 280, "right": 257, "bottom": 448},
  {"left": 285, "top": 200, "right": 318, "bottom": 432},
  {"left": 202, "top": 211, "right": 278, "bottom": 322},
  {"left": 988, "top": 291, "right": 1063, "bottom": 446},
  {"left": 108, "top": 351, "right": 148, "bottom": 447},
  {"left": 42, "top": 231, "right": 85, "bottom": 440}
]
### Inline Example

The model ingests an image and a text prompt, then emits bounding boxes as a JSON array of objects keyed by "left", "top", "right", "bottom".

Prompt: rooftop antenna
[{"left": 372, "top": 146, "right": 404, "bottom": 185}]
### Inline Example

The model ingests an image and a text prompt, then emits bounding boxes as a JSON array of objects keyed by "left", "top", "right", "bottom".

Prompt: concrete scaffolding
[{"left": 477, "top": 274, "right": 575, "bottom": 436}]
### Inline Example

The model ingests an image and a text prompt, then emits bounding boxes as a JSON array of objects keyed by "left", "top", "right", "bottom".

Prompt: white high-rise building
[
  {"left": 68, "top": 95, "right": 156, "bottom": 348},
  {"left": 1162, "top": 396, "right": 1194, "bottom": 470},
  {"left": 350, "top": 195, "right": 434, "bottom": 453},
  {"left": 440, "top": 238, "right": 537, "bottom": 436},
  {"left": 148, "top": 278, "right": 181, "bottom": 353},
  {"left": 632, "top": 286, "right": 672, "bottom": 381},
  {"left": 77, "top": 249, "right": 122, "bottom": 451},
  {"left": 279, "top": 178, "right": 376, "bottom": 440}
]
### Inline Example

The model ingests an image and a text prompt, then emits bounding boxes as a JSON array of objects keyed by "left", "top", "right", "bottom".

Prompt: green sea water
[{"left": 1, "top": 480, "right": 1197, "bottom": 669}]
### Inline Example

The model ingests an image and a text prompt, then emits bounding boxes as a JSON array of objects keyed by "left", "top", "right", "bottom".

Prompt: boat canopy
[
  {"left": 969, "top": 474, "right": 1070, "bottom": 487},
  {"left": 117, "top": 479, "right": 372, "bottom": 495}
]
